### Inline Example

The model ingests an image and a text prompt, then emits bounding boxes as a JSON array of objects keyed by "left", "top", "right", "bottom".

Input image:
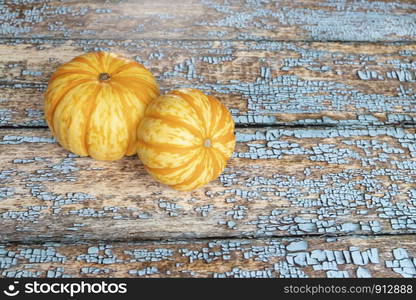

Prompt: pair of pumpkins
[{"left": 44, "top": 52, "right": 235, "bottom": 191}]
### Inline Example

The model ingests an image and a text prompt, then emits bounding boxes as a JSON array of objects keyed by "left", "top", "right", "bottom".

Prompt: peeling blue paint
[
  {"left": 0, "top": 135, "right": 55, "bottom": 144},
  {"left": 125, "top": 248, "right": 174, "bottom": 263},
  {"left": 200, "top": 0, "right": 416, "bottom": 41},
  {"left": 386, "top": 248, "right": 416, "bottom": 278}
]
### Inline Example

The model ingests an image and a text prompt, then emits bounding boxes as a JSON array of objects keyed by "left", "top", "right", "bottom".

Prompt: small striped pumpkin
[
  {"left": 44, "top": 51, "right": 159, "bottom": 161},
  {"left": 137, "top": 88, "right": 236, "bottom": 191}
]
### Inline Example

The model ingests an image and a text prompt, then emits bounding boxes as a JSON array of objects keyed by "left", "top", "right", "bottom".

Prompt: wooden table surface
[{"left": 0, "top": 0, "right": 415, "bottom": 278}]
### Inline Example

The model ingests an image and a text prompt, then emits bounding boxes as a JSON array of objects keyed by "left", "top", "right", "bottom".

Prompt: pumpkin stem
[
  {"left": 98, "top": 72, "right": 111, "bottom": 81},
  {"left": 204, "top": 138, "right": 212, "bottom": 148}
]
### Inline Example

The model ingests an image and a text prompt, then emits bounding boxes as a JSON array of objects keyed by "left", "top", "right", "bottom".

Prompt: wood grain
[
  {"left": 1, "top": 235, "right": 415, "bottom": 278},
  {"left": 0, "top": 0, "right": 415, "bottom": 42},
  {"left": 1, "top": 127, "right": 415, "bottom": 242},
  {"left": 1, "top": 0, "right": 416, "bottom": 279},
  {"left": 1, "top": 39, "right": 415, "bottom": 127}
]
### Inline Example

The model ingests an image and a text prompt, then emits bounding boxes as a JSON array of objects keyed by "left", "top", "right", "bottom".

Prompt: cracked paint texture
[
  {"left": 0, "top": 39, "right": 415, "bottom": 127},
  {"left": 0, "top": 236, "right": 414, "bottom": 278},
  {"left": 0, "top": 1, "right": 415, "bottom": 41},
  {"left": 1, "top": 0, "right": 415, "bottom": 279},
  {"left": 0, "top": 127, "right": 415, "bottom": 241}
]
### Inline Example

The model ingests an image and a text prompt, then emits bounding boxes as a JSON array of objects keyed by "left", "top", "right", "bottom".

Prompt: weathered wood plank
[
  {"left": 1, "top": 39, "right": 415, "bottom": 127},
  {"left": 1, "top": 235, "right": 415, "bottom": 278},
  {"left": 1, "top": 127, "right": 415, "bottom": 242},
  {"left": 0, "top": 0, "right": 415, "bottom": 42}
]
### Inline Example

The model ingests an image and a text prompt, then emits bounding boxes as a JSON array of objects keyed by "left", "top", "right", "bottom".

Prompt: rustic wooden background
[{"left": 0, "top": 0, "right": 415, "bottom": 278}]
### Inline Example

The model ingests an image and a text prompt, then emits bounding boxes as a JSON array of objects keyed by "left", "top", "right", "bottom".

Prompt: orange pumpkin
[
  {"left": 137, "top": 88, "right": 236, "bottom": 191},
  {"left": 44, "top": 51, "right": 159, "bottom": 161}
]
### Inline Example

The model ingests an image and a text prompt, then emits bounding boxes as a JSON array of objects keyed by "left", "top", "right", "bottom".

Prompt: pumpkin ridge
[
  {"left": 172, "top": 150, "right": 208, "bottom": 191},
  {"left": 113, "top": 77, "right": 159, "bottom": 104},
  {"left": 72, "top": 56, "right": 101, "bottom": 74},
  {"left": 211, "top": 102, "right": 229, "bottom": 138},
  {"left": 111, "top": 61, "right": 141, "bottom": 77},
  {"left": 210, "top": 146, "right": 228, "bottom": 163},
  {"left": 110, "top": 79, "right": 155, "bottom": 106},
  {"left": 145, "top": 148, "right": 202, "bottom": 175},
  {"left": 114, "top": 74, "right": 158, "bottom": 88},
  {"left": 86, "top": 84, "right": 130, "bottom": 160},
  {"left": 82, "top": 84, "right": 102, "bottom": 156},
  {"left": 115, "top": 87, "right": 133, "bottom": 157},
  {"left": 206, "top": 149, "right": 221, "bottom": 179},
  {"left": 101, "top": 52, "right": 121, "bottom": 75},
  {"left": 145, "top": 152, "right": 202, "bottom": 187},
  {"left": 112, "top": 84, "right": 138, "bottom": 156},
  {"left": 161, "top": 152, "right": 204, "bottom": 183},
  {"left": 208, "top": 95, "right": 219, "bottom": 137},
  {"left": 144, "top": 114, "right": 203, "bottom": 140},
  {"left": 52, "top": 83, "right": 95, "bottom": 152},
  {"left": 50, "top": 70, "right": 95, "bottom": 82},
  {"left": 213, "top": 116, "right": 234, "bottom": 141},
  {"left": 47, "top": 78, "right": 94, "bottom": 133},
  {"left": 137, "top": 138, "right": 201, "bottom": 154},
  {"left": 214, "top": 131, "right": 235, "bottom": 145},
  {"left": 170, "top": 90, "right": 208, "bottom": 136},
  {"left": 96, "top": 52, "right": 106, "bottom": 69}
]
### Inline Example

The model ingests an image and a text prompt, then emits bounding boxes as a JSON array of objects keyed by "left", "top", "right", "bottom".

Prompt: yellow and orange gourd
[
  {"left": 137, "top": 88, "right": 236, "bottom": 191},
  {"left": 45, "top": 52, "right": 235, "bottom": 190},
  {"left": 44, "top": 51, "right": 159, "bottom": 161}
]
